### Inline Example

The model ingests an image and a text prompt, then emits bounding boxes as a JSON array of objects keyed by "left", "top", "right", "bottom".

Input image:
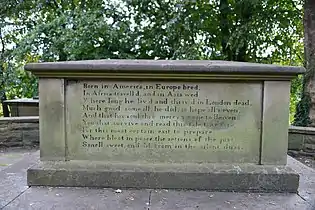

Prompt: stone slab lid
[
  {"left": 24, "top": 59, "right": 305, "bottom": 80},
  {"left": 3, "top": 98, "right": 39, "bottom": 103}
]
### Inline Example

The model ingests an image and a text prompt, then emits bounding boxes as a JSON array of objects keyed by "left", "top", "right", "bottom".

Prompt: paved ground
[
  {"left": 0, "top": 148, "right": 314, "bottom": 210},
  {"left": 294, "top": 156, "right": 315, "bottom": 170},
  {"left": 0, "top": 147, "right": 37, "bottom": 171}
]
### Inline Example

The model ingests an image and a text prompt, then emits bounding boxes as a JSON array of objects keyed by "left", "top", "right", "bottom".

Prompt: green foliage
[
  {"left": 0, "top": 59, "right": 38, "bottom": 102},
  {"left": 125, "top": 0, "right": 304, "bottom": 62},
  {"left": 3, "top": 62, "right": 38, "bottom": 99},
  {"left": 291, "top": 75, "right": 304, "bottom": 123},
  {"left": 0, "top": 0, "right": 307, "bottom": 120},
  {"left": 12, "top": 0, "right": 304, "bottom": 63},
  {"left": 14, "top": 0, "right": 136, "bottom": 61},
  {"left": 293, "top": 91, "right": 311, "bottom": 126},
  {"left": 0, "top": 0, "right": 39, "bottom": 111},
  {"left": 293, "top": 54, "right": 314, "bottom": 126}
]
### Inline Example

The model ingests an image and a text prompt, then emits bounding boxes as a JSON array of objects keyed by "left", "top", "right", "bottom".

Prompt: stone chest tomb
[{"left": 25, "top": 60, "right": 305, "bottom": 192}]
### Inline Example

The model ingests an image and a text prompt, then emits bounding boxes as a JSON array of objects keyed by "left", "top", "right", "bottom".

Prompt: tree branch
[
  {"left": 0, "top": 27, "right": 5, "bottom": 57},
  {"left": 0, "top": 26, "right": 10, "bottom": 117}
]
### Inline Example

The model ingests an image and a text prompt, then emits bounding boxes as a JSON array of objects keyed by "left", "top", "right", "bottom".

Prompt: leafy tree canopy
[{"left": 0, "top": 0, "right": 305, "bottom": 121}]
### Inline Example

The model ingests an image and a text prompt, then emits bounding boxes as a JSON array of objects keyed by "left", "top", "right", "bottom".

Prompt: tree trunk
[
  {"left": 294, "top": 0, "right": 315, "bottom": 126},
  {"left": 304, "top": 0, "right": 315, "bottom": 126},
  {"left": 1, "top": 92, "right": 9, "bottom": 117},
  {"left": 0, "top": 26, "right": 9, "bottom": 117}
]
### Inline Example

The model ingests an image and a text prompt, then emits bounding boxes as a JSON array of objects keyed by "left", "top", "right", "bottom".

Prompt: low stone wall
[
  {"left": 0, "top": 117, "right": 39, "bottom": 148},
  {"left": 288, "top": 126, "right": 315, "bottom": 155}
]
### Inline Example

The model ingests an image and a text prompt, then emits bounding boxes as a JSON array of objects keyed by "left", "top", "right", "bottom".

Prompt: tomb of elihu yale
[{"left": 25, "top": 59, "right": 305, "bottom": 192}]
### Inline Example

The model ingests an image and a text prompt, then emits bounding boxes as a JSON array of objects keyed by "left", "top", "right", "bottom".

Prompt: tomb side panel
[
  {"left": 39, "top": 78, "right": 66, "bottom": 161},
  {"left": 261, "top": 81, "right": 291, "bottom": 165},
  {"left": 66, "top": 80, "right": 262, "bottom": 163}
]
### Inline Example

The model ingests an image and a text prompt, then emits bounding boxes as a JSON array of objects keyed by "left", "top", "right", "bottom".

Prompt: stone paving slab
[
  {"left": 288, "top": 156, "right": 315, "bottom": 202},
  {"left": 147, "top": 156, "right": 315, "bottom": 210},
  {"left": 2, "top": 187, "right": 150, "bottom": 210},
  {"left": 0, "top": 150, "right": 39, "bottom": 209},
  {"left": 0, "top": 148, "right": 37, "bottom": 171},
  {"left": 150, "top": 190, "right": 311, "bottom": 210},
  {"left": 0, "top": 150, "right": 314, "bottom": 210},
  {"left": 3, "top": 188, "right": 312, "bottom": 210}
]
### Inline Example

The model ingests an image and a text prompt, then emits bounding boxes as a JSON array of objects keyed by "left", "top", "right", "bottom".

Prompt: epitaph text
[{"left": 66, "top": 81, "right": 262, "bottom": 163}]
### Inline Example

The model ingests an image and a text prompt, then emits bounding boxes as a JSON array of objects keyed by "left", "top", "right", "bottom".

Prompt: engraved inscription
[{"left": 66, "top": 81, "right": 262, "bottom": 163}]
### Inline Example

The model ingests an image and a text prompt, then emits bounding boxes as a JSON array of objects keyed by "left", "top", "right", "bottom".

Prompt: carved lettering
[{"left": 67, "top": 81, "right": 262, "bottom": 163}]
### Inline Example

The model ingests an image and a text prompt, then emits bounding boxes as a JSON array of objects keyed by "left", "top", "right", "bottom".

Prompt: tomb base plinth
[{"left": 27, "top": 161, "right": 299, "bottom": 193}]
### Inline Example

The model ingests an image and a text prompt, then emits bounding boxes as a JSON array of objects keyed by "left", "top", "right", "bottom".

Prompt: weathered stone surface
[
  {"left": 25, "top": 59, "right": 305, "bottom": 192},
  {"left": 66, "top": 81, "right": 262, "bottom": 163},
  {"left": 3, "top": 187, "right": 150, "bottom": 210},
  {"left": 4, "top": 98, "right": 39, "bottom": 117},
  {"left": 305, "top": 135, "right": 315, "bottom": 145},
  {"left": 305, "top": 143, "right": 315, "bottom": 151},
  {"left": 0, "top": 148, "right": 38, "bottom": 171},
  {"left": 0, "top": 150, "right": 39, "bottom": 209},
  {"left": 9, "top": 106, "right": 39, "bottom": 117},
  {"left": 27, "top": 161, "right": 299, "bottom": 193},
  {"left": 150, "top": 190, "right": 310, "bottom": 210},
  {"left": 39, "top": 79, "right": 66, "bottom": 161},
  {"left": 288, "top": 126, "right": 315, "bottom": 152},
  {"left": 0, "top": 117, "right": 39, "bottom": 148},
  {"left": 287, "top": 156, "right": 315, "bottom": 204},
  {"left": 261, "top": 81, "right": 291, "bottom": 165},
  {"left": 25, "top": 59, "right": 305, "bottom": 75},
  {"left": 288, "top": 133, "right": 305, "bottom": 150},
  {"left": 1, "top": 152, "right": 313, "bottom": 210}
]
